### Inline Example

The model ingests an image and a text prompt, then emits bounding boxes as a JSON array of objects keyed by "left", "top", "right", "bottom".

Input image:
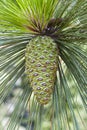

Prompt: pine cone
[{"left": 25, "top": 36, "right": 58, "bottom": 105}]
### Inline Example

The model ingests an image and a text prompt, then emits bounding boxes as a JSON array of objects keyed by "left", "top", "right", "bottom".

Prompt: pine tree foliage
[{"left": 0, "top": 0, "right": 87, "bottom": 130}]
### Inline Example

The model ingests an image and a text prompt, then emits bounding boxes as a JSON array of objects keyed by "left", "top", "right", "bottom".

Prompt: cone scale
[{"left": 25, "top": 36, "right": 58, "bottom": 105}]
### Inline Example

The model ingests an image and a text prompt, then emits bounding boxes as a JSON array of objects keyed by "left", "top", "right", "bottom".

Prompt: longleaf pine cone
[{"left": 25, "top": 36, "right": 58, "bottom": 105}]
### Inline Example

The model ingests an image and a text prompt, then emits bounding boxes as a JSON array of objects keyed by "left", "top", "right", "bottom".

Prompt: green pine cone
[{"left": 25, "top": 36, "right": 58, "bottom": 105}]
